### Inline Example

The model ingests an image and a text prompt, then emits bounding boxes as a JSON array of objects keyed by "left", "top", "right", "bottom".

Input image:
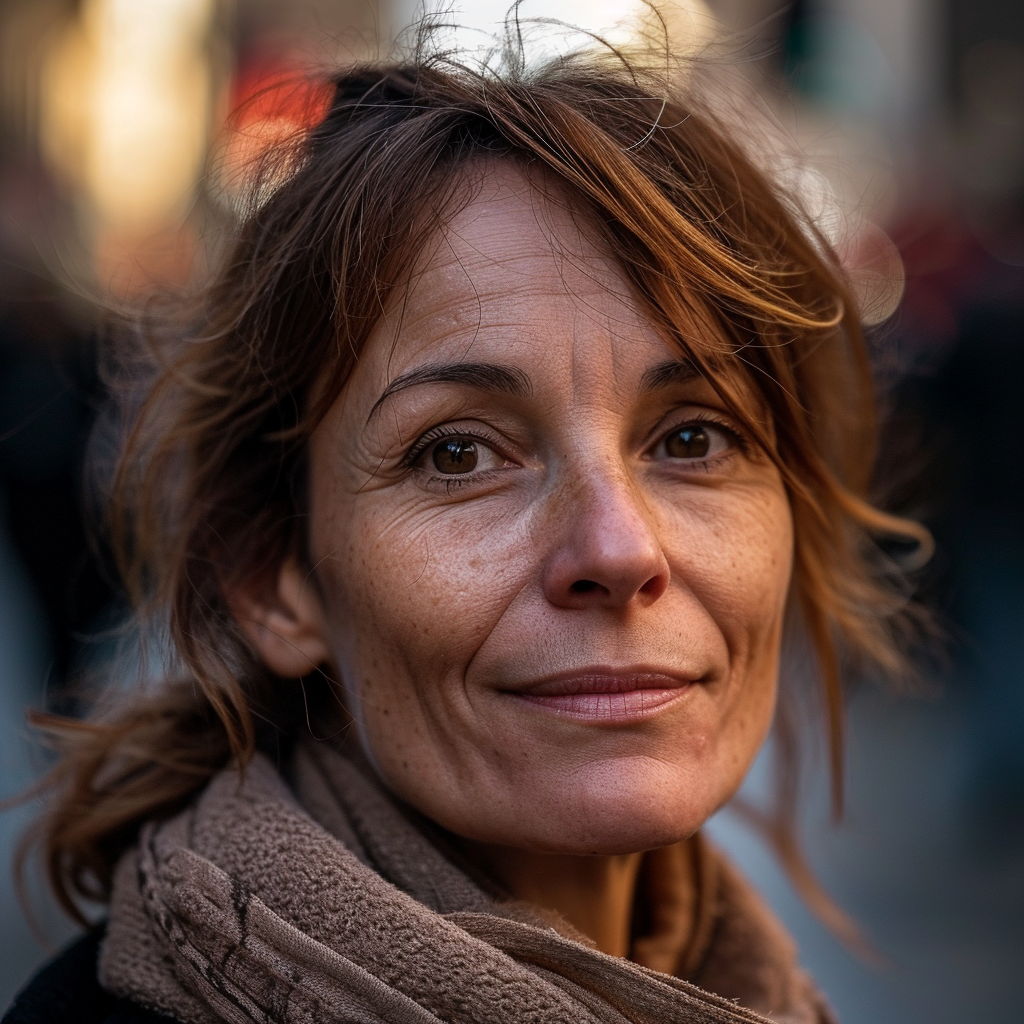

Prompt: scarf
[{"left": 99, "top": 740, "right": 837, "bottom": 1024}]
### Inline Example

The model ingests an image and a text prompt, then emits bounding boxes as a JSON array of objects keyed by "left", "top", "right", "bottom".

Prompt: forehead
[{"left": 364, "top": 162, "right": 678, "bottom": 381}]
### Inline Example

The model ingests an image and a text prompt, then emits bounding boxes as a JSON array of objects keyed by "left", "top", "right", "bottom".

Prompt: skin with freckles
[{"left": 234, "top": 163, "right": 793, "bottom": 956}]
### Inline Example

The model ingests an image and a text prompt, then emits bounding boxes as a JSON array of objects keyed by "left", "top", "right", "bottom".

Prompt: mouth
[{"left": 503, "top": 667, "right": 697, "bottom": 723}]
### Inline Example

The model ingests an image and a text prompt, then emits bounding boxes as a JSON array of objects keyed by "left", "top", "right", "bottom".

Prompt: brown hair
[{"left": 22, "top": 43, "right": 928, "bottom": 937}]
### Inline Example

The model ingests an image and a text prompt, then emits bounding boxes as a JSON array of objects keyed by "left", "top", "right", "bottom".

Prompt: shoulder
[{"left": 2, "top": 928, "right": 177, "bottom": 1024}]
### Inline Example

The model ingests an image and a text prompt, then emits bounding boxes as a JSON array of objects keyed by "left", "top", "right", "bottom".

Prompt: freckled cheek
[
  {"left": 672, "top": 491, "right": 792, "bottom": 636},
  {"left": 717, "top": 499, "right": 792, "bottom": 760},
  {"left": 314, "top": 500, "right": 531, "bottom": 682},
  {"left": 661, "top": 487, "right": 791, "bottom": 757}
]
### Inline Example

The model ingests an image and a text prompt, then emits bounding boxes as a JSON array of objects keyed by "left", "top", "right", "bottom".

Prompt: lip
[{"left": 503, "top": 667, "right": 697, "bottom": 723}]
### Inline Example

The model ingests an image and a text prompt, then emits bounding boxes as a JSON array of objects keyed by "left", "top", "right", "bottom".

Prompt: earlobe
[{"left": 226, "top": 557, "right": 332, "bottom": 678}]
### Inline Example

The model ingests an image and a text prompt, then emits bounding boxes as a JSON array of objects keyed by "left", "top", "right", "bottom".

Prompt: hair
[{"left": 20, "top": 35, "right": 930, "bottom": 942}]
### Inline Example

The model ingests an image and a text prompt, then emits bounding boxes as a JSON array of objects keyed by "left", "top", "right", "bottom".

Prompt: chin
[{"left": 492, "top": 757, "right": 723, "bottom": 855}]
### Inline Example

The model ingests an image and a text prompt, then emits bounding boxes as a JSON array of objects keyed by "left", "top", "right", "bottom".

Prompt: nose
[{"left": 541, "top": 468, "right": 670, "bottom": 611}]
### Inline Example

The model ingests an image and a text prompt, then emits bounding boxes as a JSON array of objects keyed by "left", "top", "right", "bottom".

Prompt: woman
[{"left": 5, "top": 41, "right": 926, "bottom": 1024}]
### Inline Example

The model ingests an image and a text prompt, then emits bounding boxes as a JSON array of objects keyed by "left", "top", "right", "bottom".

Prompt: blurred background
[{"left": 0, "top": 0, "right": 1021, "bottom": 1020}]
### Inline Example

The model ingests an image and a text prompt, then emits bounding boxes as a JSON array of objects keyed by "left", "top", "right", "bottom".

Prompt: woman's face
[{"left": 305, "top": 164, "right": 793, "bottom": 855}]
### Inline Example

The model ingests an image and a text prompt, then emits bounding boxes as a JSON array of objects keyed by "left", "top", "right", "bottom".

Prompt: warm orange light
[
  {"left": 41, "top": 0, "right": 217, "bottom": 236},
  {"left": 209, "top": 54, "right": 333, "bottom": 214}
]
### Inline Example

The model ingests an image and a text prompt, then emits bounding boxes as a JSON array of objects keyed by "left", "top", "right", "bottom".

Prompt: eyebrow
[
  {"left": 638, "top": 358, "right": 700, "bottom": 392},
  {"left": 368, "top": 361, "right": 533, "bottom": 420}
]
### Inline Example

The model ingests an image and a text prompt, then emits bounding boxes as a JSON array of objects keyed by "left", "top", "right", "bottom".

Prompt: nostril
[
  {"left": 639, "top": 573, "right": 666, "bottom": 596},
  {"left": 570, "top": 579, "right": 602, "bottom": 594}
]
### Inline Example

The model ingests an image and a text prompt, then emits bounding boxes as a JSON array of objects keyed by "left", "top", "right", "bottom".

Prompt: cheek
[
  {"left": 658, "top": 479, "right": 792, "bottom": 763},
  {"left": 697, "top": 484, "right": 793, "bottom": 764},
  {"left": 670, "top": 481, "right": 793, "bottom": 653},
  {"left": 309, "top": 491, "right": 532, "bottom": 707}
]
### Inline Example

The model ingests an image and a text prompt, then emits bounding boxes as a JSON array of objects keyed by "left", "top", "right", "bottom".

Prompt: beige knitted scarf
[{"left": 99, "top": 741, "right": 836, "bottom": 1024}]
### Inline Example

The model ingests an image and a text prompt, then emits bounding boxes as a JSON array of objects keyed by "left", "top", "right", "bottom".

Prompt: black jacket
[{"left": 2, "top": 929, "right": 174, "bottom": 1024}]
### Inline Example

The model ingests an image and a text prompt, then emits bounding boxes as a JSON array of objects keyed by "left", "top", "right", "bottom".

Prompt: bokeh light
[{"left": 39, "top": 0, "right": 219, "bottom": 289}]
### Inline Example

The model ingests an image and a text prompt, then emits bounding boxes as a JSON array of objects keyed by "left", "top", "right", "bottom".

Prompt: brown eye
[
  {"left": 432, "top": 438, "right": 478, "bottom": 474},
  {"left": 665, "top": 425, "right": 710, "bottom": 459}
]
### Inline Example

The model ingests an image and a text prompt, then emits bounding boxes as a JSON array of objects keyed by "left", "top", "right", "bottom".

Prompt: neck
[{"left": 460, "top": 844, "right": 645, "bottom": 958}]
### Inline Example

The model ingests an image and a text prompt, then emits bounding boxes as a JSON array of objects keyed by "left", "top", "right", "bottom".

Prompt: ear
[{"left": 226, "top": 557, "right": 332, "bottom": 678}]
